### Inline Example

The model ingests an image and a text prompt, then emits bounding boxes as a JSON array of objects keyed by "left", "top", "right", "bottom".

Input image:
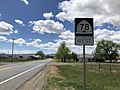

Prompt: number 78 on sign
[{"left": 75, "top": 18, "right": 93, "bottom": 36}]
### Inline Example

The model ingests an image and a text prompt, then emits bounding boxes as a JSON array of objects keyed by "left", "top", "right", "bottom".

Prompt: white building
[{"left": 77, "top": 54, "right": 94, "bottom": 62}]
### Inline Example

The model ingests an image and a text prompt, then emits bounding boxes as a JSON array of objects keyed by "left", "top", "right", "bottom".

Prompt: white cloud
[
  {"left": 29, "top": 38, "right": 32, "bottom": 41},
  {"left": 43, "top": 12, "right": 54, "bottom": 19},
  {"left": 59, "top": 30, "right": 74, "bottom": 40},
  {"left": 41, "top": 29, "right": 120, "bottom": 54},
  {"left": 27, "top": 39, "right": 58, "bottom": 53},
  {"left": 95, "top": 29, "right": 120, "bottom": 43},
  {"left": 31, "top": 19, "right": 65, "bottom": 34},
  {"left": 21, "top": 0, "right": 29, "bottom": 5},
  {"left": 56, "top": 0, "right": 120, "bottom": 25},
  {"left": 55, "top": 30, "right": 83, "bottom": 54},
  {"left": 0, "top": 49, "right": 35, "bottom": 54},
  {"left": 14, "top": 29, "right": 18, "bottom": 34},
  {"left": 17, "top": 29, "right": 120, "bottom": 54},
  {"left": 15, "top": 38, "right": 26, "bottom": 45},
  {"left": 94, "top": 29, "right": 112, "bottom": 42},
  {"left": 38, "top": 42, "right": 55, "bottom": 49},
  {"left": 15, "top": 19, "right": 25, "bottom": 26},
  {"left": 26, "top": 39, "right": 41, "bottom": 47},
  {"left": 56, "top": 12, "right": 69, "bottom": 21},
  {"left": 24, "top": 30, "right": 95, "bottom": 54},
  {"left": 29, "top": 30, "right": 78, "bottom": 54},
  {"left": 13, "top": 50, "right": 35, "bottom": 54},
  {"left": 28, "top": 21, "right": 33, "bottom": 26},
  {"left": 0, "top": 36, "right": 7, "bottom": 42},
  {"left": 0, "top": 21, "right": 14, "bottom": 35},
  {"left": 8, "top": 38, "right": 26, "bottom": 46}
]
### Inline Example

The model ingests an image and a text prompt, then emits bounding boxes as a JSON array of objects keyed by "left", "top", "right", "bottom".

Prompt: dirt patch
[
  {"left": 47, "top": 65, "right": 65, "bottom": 80},
  {"left": 48, "top": 65, "right": 60, "bottom": 76}
]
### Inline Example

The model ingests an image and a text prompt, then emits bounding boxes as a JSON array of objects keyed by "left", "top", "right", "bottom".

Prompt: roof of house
[
  {"left": 77, "top": 54, "right": 94, "bottom": 58},
  {"left": 14, "top": 54, "right": 35, "bottom": 57},
  {"left": 47, "top": 54, "right": 56, "bottom": 56}
]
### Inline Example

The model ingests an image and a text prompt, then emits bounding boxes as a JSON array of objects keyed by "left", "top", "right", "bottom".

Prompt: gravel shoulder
[{"left": 17, "top": 64, "right": 48, "bottom": 90}]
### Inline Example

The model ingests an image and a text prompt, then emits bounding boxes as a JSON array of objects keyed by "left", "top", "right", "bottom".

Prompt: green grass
[{"left": 44, "top": 63, "right": 120, "bottom": 90}]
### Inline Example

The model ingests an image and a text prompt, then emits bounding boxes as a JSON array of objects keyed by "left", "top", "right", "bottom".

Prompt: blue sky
[{"left": 0, "top": 0, "right": 120, "bottom": 54}]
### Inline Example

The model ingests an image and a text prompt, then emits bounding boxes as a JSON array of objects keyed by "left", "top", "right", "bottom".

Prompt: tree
[
  {"left": 56, "top": 42, "right": 70, "bottom": 62},
  {"left": 71, "top": 52, "right": 78, "bottom": 62},
  {"left": 36, "top": 51, "right": 45, "bottom": 59},
  {"left": 46, "top": 55, "right": 50, "bottom": 58},
  {"left": 19, "top": 56, "right": 23, "bottom": 59},
  {"left": 94, "top": 39, "right": 120, "bottom": 62}
]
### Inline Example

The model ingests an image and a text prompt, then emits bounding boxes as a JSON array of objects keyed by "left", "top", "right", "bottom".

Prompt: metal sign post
[
  {"left": 75, "top": 18, "right": 94, "bottom": 90},
  {"left": 83, "top": 44, "right": 86, "bottom": 90}
]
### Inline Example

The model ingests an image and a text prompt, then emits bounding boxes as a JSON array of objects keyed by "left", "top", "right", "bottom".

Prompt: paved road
[{"left": 0, "top": 59, "right": 51, "bottom": 90}]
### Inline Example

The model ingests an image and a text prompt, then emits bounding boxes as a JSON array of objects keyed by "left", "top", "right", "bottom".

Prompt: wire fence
[{"left": 86, "top": 62, "right": 120, "bottom": 74}]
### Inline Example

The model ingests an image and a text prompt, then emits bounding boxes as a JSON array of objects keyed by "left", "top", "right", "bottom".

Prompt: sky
[{"left": 0, "top": 0, "right": 120, "bottom": 54}]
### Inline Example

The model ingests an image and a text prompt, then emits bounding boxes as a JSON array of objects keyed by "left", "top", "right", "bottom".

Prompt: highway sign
[
  {"left": 74, "top": 18, "right": 94, "bottom": 90},
  {"left": 75, "top": 36, "right": 94, "bottom": 45},
  {"left": 75, "top": 18, "right": 93, "bottom": 36},
  {"left": 75, "top": 18, "right": 94, "bottom": 45}
]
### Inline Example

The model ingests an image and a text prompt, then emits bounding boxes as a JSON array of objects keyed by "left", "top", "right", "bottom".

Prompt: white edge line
[{"left": 0, "top": 63, "right": 44, "bottom": 85}]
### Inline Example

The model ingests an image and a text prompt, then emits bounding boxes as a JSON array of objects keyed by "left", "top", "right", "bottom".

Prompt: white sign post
[{"left": 75, "top": 18, "right": 94, "bottom": 90}]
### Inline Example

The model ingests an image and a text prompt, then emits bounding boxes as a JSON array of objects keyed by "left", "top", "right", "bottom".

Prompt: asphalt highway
[{"left": 0, "top": 59, "right": 51, "bottom": 90}]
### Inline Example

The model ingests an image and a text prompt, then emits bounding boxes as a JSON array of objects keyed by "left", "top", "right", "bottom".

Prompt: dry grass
[
  {"left": 48, "top": 65, "right": 60, "bottom": 77},
  {"left": 44, "top": 65, "right": 67, "bottom": 90}
]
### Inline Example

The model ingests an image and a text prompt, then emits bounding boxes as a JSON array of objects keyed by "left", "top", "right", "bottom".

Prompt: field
[{"left": 44, "top": 63, "right": 120, "bottom": 90}]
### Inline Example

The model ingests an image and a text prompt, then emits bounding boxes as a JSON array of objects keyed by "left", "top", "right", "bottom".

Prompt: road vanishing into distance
[{"left": 0, "top": 59, "right": 51, "bottom": 90}]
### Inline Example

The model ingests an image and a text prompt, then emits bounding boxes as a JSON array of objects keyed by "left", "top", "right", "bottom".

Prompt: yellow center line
[{"left": 0, "top": 64, "right": 24, "bottom": 71}]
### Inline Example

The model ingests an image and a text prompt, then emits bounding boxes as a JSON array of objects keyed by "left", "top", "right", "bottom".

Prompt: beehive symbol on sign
[{"left": 76, "top": 20, "right": 92, "bottom": 34}]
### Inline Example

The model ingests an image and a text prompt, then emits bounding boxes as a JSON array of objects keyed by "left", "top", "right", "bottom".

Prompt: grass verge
[{"left": 44, "top": 64, "right": 120, "bottom": 90}]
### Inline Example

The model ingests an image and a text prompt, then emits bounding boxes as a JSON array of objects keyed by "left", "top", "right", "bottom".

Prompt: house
[
  {"left": 0, "top": 53, "right": 11, "bottom": 59},
  {"left": 46, "top": 53, "right": 94, "bottom": 62},
  {"left": 14, "top": 54, "right": 41, "bottom": 59},
  {"left": 116, "top": 55, "right": 120, "bottom": 62},
  {"left": 28, "top": 55, "right": 41, "bottom": 60},
  {"left": 77, "top": 53, "right": 94, "bottom": 62},
  {"left": 47, "top": 54, "right": 56, "bottom": 58}
]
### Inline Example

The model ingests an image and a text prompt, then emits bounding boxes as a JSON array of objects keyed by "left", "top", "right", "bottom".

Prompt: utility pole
[{"left": 11, "top": 38, "right": 14, "bottom": 58}]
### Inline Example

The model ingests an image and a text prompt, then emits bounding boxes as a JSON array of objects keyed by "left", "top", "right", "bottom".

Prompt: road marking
[
  {"left": 0, "top": 64, "right": 24, "bottom": 71},
  {"left": 0, "top": 63, "right": 44, "bottom": 85}
]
